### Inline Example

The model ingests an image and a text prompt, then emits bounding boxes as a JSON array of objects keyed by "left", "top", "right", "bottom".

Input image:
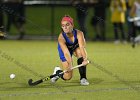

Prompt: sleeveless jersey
[{"left": 58, "top": 29, "right": 79, "bottom": 62}]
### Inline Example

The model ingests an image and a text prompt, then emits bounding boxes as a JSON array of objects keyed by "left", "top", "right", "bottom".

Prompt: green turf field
[{"left": 0, "top": 40, "right": 140, "bottom": 100}]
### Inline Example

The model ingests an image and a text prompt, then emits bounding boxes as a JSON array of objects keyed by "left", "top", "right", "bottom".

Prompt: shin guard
[{"left": 77, "top": 57, "right": 87, "bottom": 79}]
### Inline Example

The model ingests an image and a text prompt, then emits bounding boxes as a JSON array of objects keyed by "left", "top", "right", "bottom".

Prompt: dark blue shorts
[{"left": 58, "top": 44, "right": 73, "bottom": 62}]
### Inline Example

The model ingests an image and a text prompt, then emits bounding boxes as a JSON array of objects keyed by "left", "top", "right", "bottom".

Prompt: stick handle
[
  {"left": 71, "top": 60, "right": 90, "bottom": 70},
  {"left": 63, "top": 60, "right": 90, "bottom": 73}
]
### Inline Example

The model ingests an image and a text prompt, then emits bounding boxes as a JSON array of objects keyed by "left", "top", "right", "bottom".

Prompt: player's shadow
[
  {"left": 50, "top": 79, "right": 140, "bottom": 88},
  {"left": 70, "top": 78, "right": 104, "bottom": 84},
  {"left": 88, "top": 78, "right": 104, "bottom": 84},
  {"left": 0, "top": 79, "right": 139, "bottom": 91},
  {"left": 0, "top": 78, "right": 104, "bottom": 91}
]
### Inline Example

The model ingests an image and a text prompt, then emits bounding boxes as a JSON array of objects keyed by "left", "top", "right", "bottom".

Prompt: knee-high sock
[{"left": 77, "top": 57, "right": 87, "bottom": 80}]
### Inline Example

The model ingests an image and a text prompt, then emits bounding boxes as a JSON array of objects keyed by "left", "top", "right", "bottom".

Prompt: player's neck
[{"left": 66, "top": 32, "right": 73, "bottom": 37}]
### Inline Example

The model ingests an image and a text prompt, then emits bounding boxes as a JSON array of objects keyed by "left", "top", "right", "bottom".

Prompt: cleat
[
  {"left": 80, "top": 78, "right": 89, "bottom": 86},
  {"left": 51, "top": 66, "right": 61, "bottom": 83}
]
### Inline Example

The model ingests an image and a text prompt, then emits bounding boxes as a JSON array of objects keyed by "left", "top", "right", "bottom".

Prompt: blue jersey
[{"left": 58, "top": 29, "right": 79, "bottom": 62}]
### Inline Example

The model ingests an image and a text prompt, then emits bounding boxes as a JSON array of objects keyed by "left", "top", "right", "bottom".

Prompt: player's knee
[
  {"left": 64, "top": 76, "right": 72, "bottom": 80},
  {"left": 63, "top": 72, "right": 72, "bottom": 80}
]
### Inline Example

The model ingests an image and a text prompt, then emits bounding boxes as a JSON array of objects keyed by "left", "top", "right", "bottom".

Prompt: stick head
[
  {"left": 28, "top": 79, "right": 33, "bottom": 86},
  {"left": 28, "top": 78, "right": 43, "bottom": 86}
]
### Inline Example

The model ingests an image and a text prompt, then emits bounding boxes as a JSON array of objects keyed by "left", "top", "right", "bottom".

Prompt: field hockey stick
[{"left": 28, "top": 61, "right": 90, "bottom": 86}]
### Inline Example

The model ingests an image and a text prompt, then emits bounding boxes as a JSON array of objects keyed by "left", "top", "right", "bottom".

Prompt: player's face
[{"left": 61, "top": 21, "right": 73, "bottom": 33}]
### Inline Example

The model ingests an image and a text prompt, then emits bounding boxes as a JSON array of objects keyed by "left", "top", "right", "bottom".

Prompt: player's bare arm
[
  {"left": 77, "top": 30, "right": 88, "bottom": 65},
  {"left": 58, "top": 33, "right": 73, "bottom": 68}
]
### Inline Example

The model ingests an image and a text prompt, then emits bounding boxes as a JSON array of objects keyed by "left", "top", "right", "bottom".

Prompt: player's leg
[
  {"left": 60, "top": 61, "right": 73, "bottom": 80},
  {"left": 16, "top": 2, "right": 25, "bottom": 40},
  {"left": 136, "top": 27, "right": 140, "bottom": 42},
  {"left": 119, "top": 22, "right": 126, "bottom": 42},
  {"left": 113, "top": 23, "right": 120, "bottom": 43},
  {"left": 51, "top": 60, "right": 73, "bottom": 83},
  {"left": 131, "top": 25, "right": 137, "bottom": 48},
  {"left": 51, "top": 46, "right": 73, "bottom": 83},
  {"left": 51, "top": 66, "right": 61, "bottom": 83},
  {"left": 74, "top": 48, "right": 89, "bottom": 85}
]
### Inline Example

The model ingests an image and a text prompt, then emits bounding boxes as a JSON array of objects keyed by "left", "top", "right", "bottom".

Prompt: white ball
[{"left": 10, "top": 74, "right": 15, "bottom": 79}]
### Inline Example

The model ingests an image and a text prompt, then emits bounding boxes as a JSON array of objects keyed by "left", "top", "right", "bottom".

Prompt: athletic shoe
[
  {"left": 80, "top": 78, "right": 89, "bottom": 86},
  {"left": 51, "top": 66, "right": 61, "bottom": 83}
]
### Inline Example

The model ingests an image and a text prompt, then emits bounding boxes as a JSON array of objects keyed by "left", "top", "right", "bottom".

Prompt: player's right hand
[{"left": 82, "top": 59, "right": 89, "bottom": 66}]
